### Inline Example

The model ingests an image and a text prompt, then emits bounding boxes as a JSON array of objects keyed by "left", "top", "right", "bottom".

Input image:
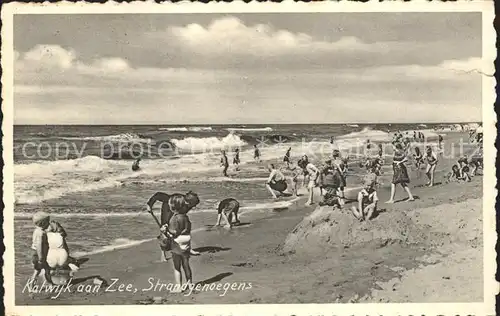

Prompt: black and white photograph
[{"left": 2, "top": 2, "right": 496, "bottom": 314}]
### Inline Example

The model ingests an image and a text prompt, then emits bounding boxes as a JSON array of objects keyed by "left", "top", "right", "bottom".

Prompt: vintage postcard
[{"left": 2, "top": 1, "right": 496, "bottom": 316}]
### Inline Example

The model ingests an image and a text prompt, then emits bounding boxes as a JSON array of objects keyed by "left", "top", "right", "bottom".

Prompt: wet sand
[{"left": 16, "top": 132, "right": 483, "bottom": 304}]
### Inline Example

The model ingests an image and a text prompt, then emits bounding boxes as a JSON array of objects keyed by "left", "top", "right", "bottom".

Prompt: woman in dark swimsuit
[{"left": 386, "top": 143, "right": 415, "bottom": 203}]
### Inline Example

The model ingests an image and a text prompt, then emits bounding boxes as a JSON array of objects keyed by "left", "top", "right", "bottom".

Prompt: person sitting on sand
[
  {"left": 283, "top": 147, "right": 292, "bottom": 168},
  {"left": 386, "top": 142, "right": 415, "bottom": 203},
  {"left": 425, "top": 146, "right": 438, "bottom": 187},
  {"left": 146, "top": 191, "right": 201, "bottom": 259},
  {"left": 254, "top": 145, "right": 261, "bottom": 162},
  {"left": 233, "top": 148, "right": 240, "bottom": 171},
  {"left": 351, "top": 173, "right": 379, "bottom": 221},
  {"left": 220, "top": 150, "right": 229, "bottom": 177},
  {"left": 447, "top": 163, "right": 471, "bottom": 183},
  {"left": 266, "top": 164, "right": 288, "bottom": 199},
  {"left": 299, "top": 156, "right": 320, "bottom": 206},
  {"left": 132, "top": 158, "right": 141, "bottom": 172},
  {"left": 215, "top": 198, "right": 240, "bottom": 228},
  {"left": 318, "top": 160, "right": 342, "bottom": 208},
  {"left": 160, "top": 194, "right": 194, "bottom": 292}
]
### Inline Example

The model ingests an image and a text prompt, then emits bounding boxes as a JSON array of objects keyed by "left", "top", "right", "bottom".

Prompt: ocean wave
[
  {"left": 337, "top": 127, "right": 391, "bottom": 143},
  {"left": 171, "top": 133, "right": 247, "bottom": 153},
  {"left": 61, "top": 133, "right": 152, "bottom": 144},
  {"left": 158, "top": 126, "right": 213, "bottom": 132},
  {"left": 72, "top": 238, "right": 154, "bottom": 257},
  {"left": 226, "top": 127, "right": 273, "bottom": 132},
  {"left": 15, "top": 199, "right": 300, "bottom": 220}
]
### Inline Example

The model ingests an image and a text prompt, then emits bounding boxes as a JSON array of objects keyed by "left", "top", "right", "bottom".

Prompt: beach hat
[{"left": 32, "top": 211, "right": 49, "bottom": 224}]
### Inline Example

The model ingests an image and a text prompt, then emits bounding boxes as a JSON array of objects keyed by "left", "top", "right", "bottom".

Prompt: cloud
[
  {"left": 13, "top": 44, "right": 481, "bottom": 124},
  {"left": 167, "top": 17, "right": 386, "bottom": 58},
  {"left": 20, "top": 44, "right": 76, "bottom": 69}
]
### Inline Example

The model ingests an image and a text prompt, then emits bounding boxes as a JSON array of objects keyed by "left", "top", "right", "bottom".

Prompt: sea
[{"left": 12, "top": 123, "right": 474, "bottom": 276}]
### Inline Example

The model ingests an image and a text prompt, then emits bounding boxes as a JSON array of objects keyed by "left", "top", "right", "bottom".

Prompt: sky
[{"left": 13, "top": 13, "right": 483, "bottom": 124}]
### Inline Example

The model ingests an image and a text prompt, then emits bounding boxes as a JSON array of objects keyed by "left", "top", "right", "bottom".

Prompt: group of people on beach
[{"left": 29, "top": 125, "right": 484, "bottom": 294}]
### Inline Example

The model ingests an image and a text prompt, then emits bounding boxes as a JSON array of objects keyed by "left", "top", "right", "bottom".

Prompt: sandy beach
[{"left": 15, "top": 132, "right": 483, "bottom": 304}]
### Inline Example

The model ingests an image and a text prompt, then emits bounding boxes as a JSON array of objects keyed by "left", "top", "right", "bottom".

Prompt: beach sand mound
[
  {"left": 280, "top": 198, "right": 482, "bottom": 256},
  {"left": 281, "top": 206, "right": 429, "bottom": 255}
]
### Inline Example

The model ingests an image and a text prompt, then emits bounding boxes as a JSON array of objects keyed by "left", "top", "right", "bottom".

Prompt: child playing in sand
[
  {"left": 266, "top": 164, "right": 288, "bottom": 199},
  {"left": 425, "top": 146, "right": 438, "bottom": 187},
  {"left": 161, "top": 194, "right": 193, "bottom": 292},
  {"left": 30, "top": 212, "right": 78, "bottom": 285},
  {"left": 318, "top": 160, "right": 342, "bottom": 208},
  {"left": 30, "top": 212, "right": 53, "bottom": 285},
  {"left": 299, "top": 156, "right": 320, "bottom": 206},
  {"left": 351, "top": 173, "right": 379, "bottom": 221},
  {"left": 215, "top": 198, "right": 240, "bottom": 228}
]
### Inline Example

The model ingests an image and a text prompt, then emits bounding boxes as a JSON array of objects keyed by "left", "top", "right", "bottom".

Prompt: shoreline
[{"left": 15, "top": 132, "right": 484, "bottom": 304}]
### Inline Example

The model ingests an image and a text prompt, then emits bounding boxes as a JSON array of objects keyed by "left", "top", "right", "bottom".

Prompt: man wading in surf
[{"left": 145, "top": 191, "right": 201, "bottom": 260}]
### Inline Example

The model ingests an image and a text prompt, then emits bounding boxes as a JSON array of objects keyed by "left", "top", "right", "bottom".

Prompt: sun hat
[{"left": 32, "top": 211, "right": 49, "bottom": 224}]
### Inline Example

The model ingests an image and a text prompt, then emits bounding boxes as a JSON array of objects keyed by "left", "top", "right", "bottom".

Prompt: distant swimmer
[
  {"left": 132, "top": 158, "right": 141, "bottom": 171},
  {"left": 215, "top": 198, "right": 240, "bottom": 228},
  {"left": 233, "top": 148, "right": 240, "bottom": 171},
  {"left": 220, "top": 150, "right": 229, "bottom": 177},
  {"left": 330, "top": 136, "right": 335, "bottom": 145},
  {"left": 254, "top": 145, "right": 261, "bottom": 162},
  {"left": 266, "top": 164, "right": 288, "bottom": 199},
  {"left": 283, "top": 147, "right": 292, "bottom": 167}
]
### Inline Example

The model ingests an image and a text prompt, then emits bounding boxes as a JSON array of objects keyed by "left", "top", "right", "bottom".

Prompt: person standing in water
[
  {"left": 253, "top": 145, "right": 261, "bottom": 162},
  {"left": 386, "top": 142, "right": 415, "bottom": 203},
  {"left": 233, "top": 148, "right": 240, "bottom": 171},
  {"left": 283, "top": 147, "right": 292, "bottom": 168},
  {"left": 220, "top": 150, "right": 229, "bottom": 177},
  {"left": 265, "top": 164, "right": 288, "bottom": 199},
  {"left": 132, "top": 158, "right": 141, "bottom": 171},
  {"left": 424, "top": 146, "right": 438, "bottom": 187}
]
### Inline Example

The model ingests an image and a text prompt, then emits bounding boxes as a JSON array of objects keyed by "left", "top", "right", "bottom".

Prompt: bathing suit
[
  {"left": 233, "top": 152, "right": 240, "bottom": 164},
  {"left": 358, "top": 189, "right": 379, "bottom": 209},
  {"left": 267, "top": 169, "right": 287, "bottom": 192},
  {"left": 46, "top": 232, "right": 69, "bottom": 269},
  {"left": 168, "top": 214, "right": 192, "bottom": 255}
]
